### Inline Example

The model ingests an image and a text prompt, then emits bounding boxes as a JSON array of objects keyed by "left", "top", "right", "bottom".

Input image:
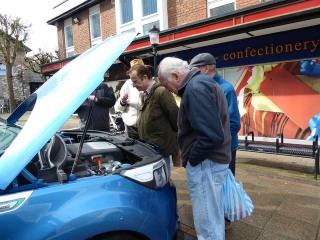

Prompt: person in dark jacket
[
  {"left": 189, "top": 53, "right": 241, "bottom": 177},
  {"left": 127, "top": 64, "right": 179, "bottom": 177},
  {"left": 158, "top": 56, "right": 231, "bottom": 240},
  {"left": 189, "top": 53, "right": 241, "bottom": 230},
  {"left": 76, "top": 75, "right": 116, "bottom": 131}
]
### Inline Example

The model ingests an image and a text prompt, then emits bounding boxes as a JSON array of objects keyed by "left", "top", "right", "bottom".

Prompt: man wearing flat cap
[{"left": 189, "top": 52, "right": 217, "bottom": 67}]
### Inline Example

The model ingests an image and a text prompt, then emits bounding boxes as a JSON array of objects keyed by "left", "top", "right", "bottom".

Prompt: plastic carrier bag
[{"left": 223, "top": 169, "right": 254, "bottom": 221}]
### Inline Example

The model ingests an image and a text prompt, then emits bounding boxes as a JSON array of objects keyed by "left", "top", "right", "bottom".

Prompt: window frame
[
  {"left": 120, "top": 0, "right": 133, "bottom": 24},
  {"left": 142, "top": 0, "right": 157, "bottom": 17},
  {"left": 89, "top": 4, "right": 102, "bottom": 47},
  {"left": 64, "top": 18, "right": 75, "bottom": 57},
  {"left": 115, "top": 0, "right": 168, "bottom": 37},
  {"left": 207, "top": 0, "right": 236, "bottom": 18}
]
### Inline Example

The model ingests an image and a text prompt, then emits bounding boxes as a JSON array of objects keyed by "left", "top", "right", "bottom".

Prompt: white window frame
[
  {"left": 89, "top": 4, "right": 102, "bottom": 46},
  {"left": 207, "top": 0, "right": 236, "bottom": 18},
  {"left": 115, "top": 0, "right": 168, "bottom": 37},
  {"left": 64, "top": 18, "right": 75, "bottom": 57}
]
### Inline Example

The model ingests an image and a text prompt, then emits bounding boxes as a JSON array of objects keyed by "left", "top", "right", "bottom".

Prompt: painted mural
[{"left": 230, "top": 59, "right": 320, "bottom": 140}]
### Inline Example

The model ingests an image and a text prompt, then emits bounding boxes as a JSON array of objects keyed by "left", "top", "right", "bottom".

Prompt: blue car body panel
[
  {"left": 0, "top": 32, "right": 136, "bottom": 190},
  {"left": 0, "top": 175, "right": 177, "bottom": 240}
]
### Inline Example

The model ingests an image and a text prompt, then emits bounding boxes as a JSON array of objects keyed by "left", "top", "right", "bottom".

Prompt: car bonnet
[{"left": 0, "top": 32, "right": 136, "bottom": 190}]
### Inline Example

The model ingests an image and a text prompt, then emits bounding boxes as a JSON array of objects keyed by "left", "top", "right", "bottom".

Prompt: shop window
[{"left": 208, "top": 0, "right": 235, "bottom": 18}]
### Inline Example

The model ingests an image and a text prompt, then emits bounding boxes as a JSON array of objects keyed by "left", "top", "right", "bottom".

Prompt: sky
[{"left": 0, "top": 0, "right": 59, "bottom": 55}]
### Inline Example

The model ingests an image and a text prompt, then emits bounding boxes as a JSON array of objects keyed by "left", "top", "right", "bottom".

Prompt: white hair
[{"left": 158, "top": 57, "right": 189, "bottom": 81}]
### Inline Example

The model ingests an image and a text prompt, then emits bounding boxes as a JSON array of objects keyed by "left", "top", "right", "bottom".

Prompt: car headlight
[{"left": 120, "top": 159, "right": 168, "bottom": 189}]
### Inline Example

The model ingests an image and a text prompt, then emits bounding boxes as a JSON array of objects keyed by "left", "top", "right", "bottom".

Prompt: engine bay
[{"left": 22, "top": 130, "right": 162, "bottom": 185}]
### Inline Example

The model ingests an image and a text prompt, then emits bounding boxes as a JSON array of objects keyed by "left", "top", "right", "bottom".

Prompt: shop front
[{"left": 41, "top": 0, "right": 320, "bottom": 140}]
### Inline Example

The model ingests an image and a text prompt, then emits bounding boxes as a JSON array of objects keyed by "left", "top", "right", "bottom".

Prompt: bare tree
[
  {"left": 0, "top": 14, "right": 30, "bottom": 112},
  {"left": 25, "top": 49, "right": 59, "bottom": 82}
]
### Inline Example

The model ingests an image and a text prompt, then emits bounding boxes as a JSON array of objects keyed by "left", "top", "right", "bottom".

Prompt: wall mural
[{"left": 231, "top": 59, "right": 320, "bottom": 140}]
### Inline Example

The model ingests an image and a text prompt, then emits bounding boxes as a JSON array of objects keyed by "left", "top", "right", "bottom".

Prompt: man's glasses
[{"left": 131, "top": 76, "right": 143, "bottom": 85}]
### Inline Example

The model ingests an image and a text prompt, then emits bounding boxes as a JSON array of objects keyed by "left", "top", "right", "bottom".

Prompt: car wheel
[{"left": 93, "top": 232, "right": 148, "bottom": 240}]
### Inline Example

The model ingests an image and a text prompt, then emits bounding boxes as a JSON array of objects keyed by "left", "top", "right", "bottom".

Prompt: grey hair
[
  {"left": 158, "top": 57, "right": 189, "bottom": 81},
  {"left": 208, "top": 64, "right": 216, "bottom": 72}
]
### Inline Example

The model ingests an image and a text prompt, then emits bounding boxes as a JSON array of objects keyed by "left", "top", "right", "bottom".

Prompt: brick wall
[
  {"left": 237, "top": 0, "right": 272, "bottom": 10},
  {"left": 166, "top": 0, "right": 273, "bottom": 28},
  {"left": 57, "top": 0, "right": 116, "bottom": 57},
  {"left": 73, "top": 10, "right": 91, "bottom": 54},
  {"left": 57, "top": 22, "right": 66, "bottom": 59},
  {"left": 168, "top": 0, "right": 207, "bottom": 28},
  {"left": 100, "top": 0, "right": 117, "bottom": 40},
  {"left": 56, "top": 0, "right": 270, "bottom": 57}
]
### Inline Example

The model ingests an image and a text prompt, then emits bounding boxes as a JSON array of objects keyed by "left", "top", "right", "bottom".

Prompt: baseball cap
[{"left": 189, "top": 53, "right": 216, "bottom": 69}]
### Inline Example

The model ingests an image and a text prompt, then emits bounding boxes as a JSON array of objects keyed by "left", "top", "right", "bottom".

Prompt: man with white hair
[
  {"left": 158, "top": 57, "right": 231, "bottom": 240},
  {"left": 189, "top": 53, "right": 241, "bottom": 178}
]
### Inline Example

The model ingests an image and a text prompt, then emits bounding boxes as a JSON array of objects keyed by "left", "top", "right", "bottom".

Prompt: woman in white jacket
[{"left": 114, "top": 78, "right": 141, "bottom": 139}]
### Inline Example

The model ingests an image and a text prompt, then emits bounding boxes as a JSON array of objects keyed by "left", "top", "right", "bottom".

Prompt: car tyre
[{"left": 93, "top": 232, "right": 148, "bottom": 240}]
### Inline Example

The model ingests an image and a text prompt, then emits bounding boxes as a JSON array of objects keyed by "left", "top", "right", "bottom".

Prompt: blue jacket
[
  {"left": 214, "top": 72, "right": 241, "bottom": 152},
  {"left": 177, "top": 68, "right": 231, "bottom": 167}
]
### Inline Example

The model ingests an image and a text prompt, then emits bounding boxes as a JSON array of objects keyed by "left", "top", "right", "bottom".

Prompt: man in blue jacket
[
  {"left": 189, "top": 53, "right": 241, "bottom": 177},
  {"left": 158, "top": 57, "right": 231, "bottom": 240}
]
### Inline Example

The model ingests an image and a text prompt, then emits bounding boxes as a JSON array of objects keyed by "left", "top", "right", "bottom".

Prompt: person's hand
[
  {"left": 120, "top": 93, "right": 129, "bottom": 104},
  {"left": 88, "top": 95, "right": 97, "bottom": 102}
]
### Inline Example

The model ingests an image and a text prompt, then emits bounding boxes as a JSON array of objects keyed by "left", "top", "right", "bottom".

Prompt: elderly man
[
  {"left": 158, "top": 57, "right": 231, "bottom": 240},
  {"left": 189, "top": 53, "right": 241, "bottom": 177}
]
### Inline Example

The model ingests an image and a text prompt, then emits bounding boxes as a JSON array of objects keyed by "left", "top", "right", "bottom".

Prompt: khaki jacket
[{"left": 137, "top": 82, "right": 179, "bottom": 156}]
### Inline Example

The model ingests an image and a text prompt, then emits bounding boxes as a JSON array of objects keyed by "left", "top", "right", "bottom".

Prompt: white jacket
[{"left": 114, "top": 79, "right": 141, "bottom": 127}]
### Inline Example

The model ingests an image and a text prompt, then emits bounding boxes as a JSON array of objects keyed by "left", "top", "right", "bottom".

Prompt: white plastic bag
[{"left": 223, "top": 169, "right": 254, "bottom": 221}]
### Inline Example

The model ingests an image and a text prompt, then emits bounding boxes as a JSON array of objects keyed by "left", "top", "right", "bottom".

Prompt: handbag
[{"left": 223, "top": 169, "right": 254, "bottom": 221}]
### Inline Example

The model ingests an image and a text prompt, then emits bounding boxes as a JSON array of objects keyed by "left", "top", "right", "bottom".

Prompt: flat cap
[{"left": 189, "top": 53, "right": 216, "bottom": 68}]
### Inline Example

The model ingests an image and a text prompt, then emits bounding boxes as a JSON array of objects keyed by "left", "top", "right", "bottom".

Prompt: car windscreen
[{"left": 0, "top": 120, "right": 21, "bottom": 155}]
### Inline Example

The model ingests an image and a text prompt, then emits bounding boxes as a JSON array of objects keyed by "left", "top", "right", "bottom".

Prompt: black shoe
[{"left": 225, "top": 218, "right": 232, "bottom": 231}]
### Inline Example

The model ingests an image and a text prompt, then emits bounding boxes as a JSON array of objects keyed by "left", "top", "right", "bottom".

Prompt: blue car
[{"left": 0, "top": 33, "right": 178, "bottom": 240}]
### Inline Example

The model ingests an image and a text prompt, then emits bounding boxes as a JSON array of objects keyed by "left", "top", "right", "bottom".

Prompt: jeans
[
  {"left": 163, "top": 155, "right": 171, "bottom": 177},
  {"left": 186, "top": 159, "right": 228, "bottom": 240}
]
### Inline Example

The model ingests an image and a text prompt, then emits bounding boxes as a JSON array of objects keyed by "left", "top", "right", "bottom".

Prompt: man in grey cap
[{"left": 189, "top": 53, "right": 241, "bottom": 178}]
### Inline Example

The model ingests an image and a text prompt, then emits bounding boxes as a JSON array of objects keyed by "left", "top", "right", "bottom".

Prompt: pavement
[
  {"left": 173, "top": 152, "right": 320, "bottom": 240},
  {"left": 1, "top": 112, "right": 320, "bottom": 240}
]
